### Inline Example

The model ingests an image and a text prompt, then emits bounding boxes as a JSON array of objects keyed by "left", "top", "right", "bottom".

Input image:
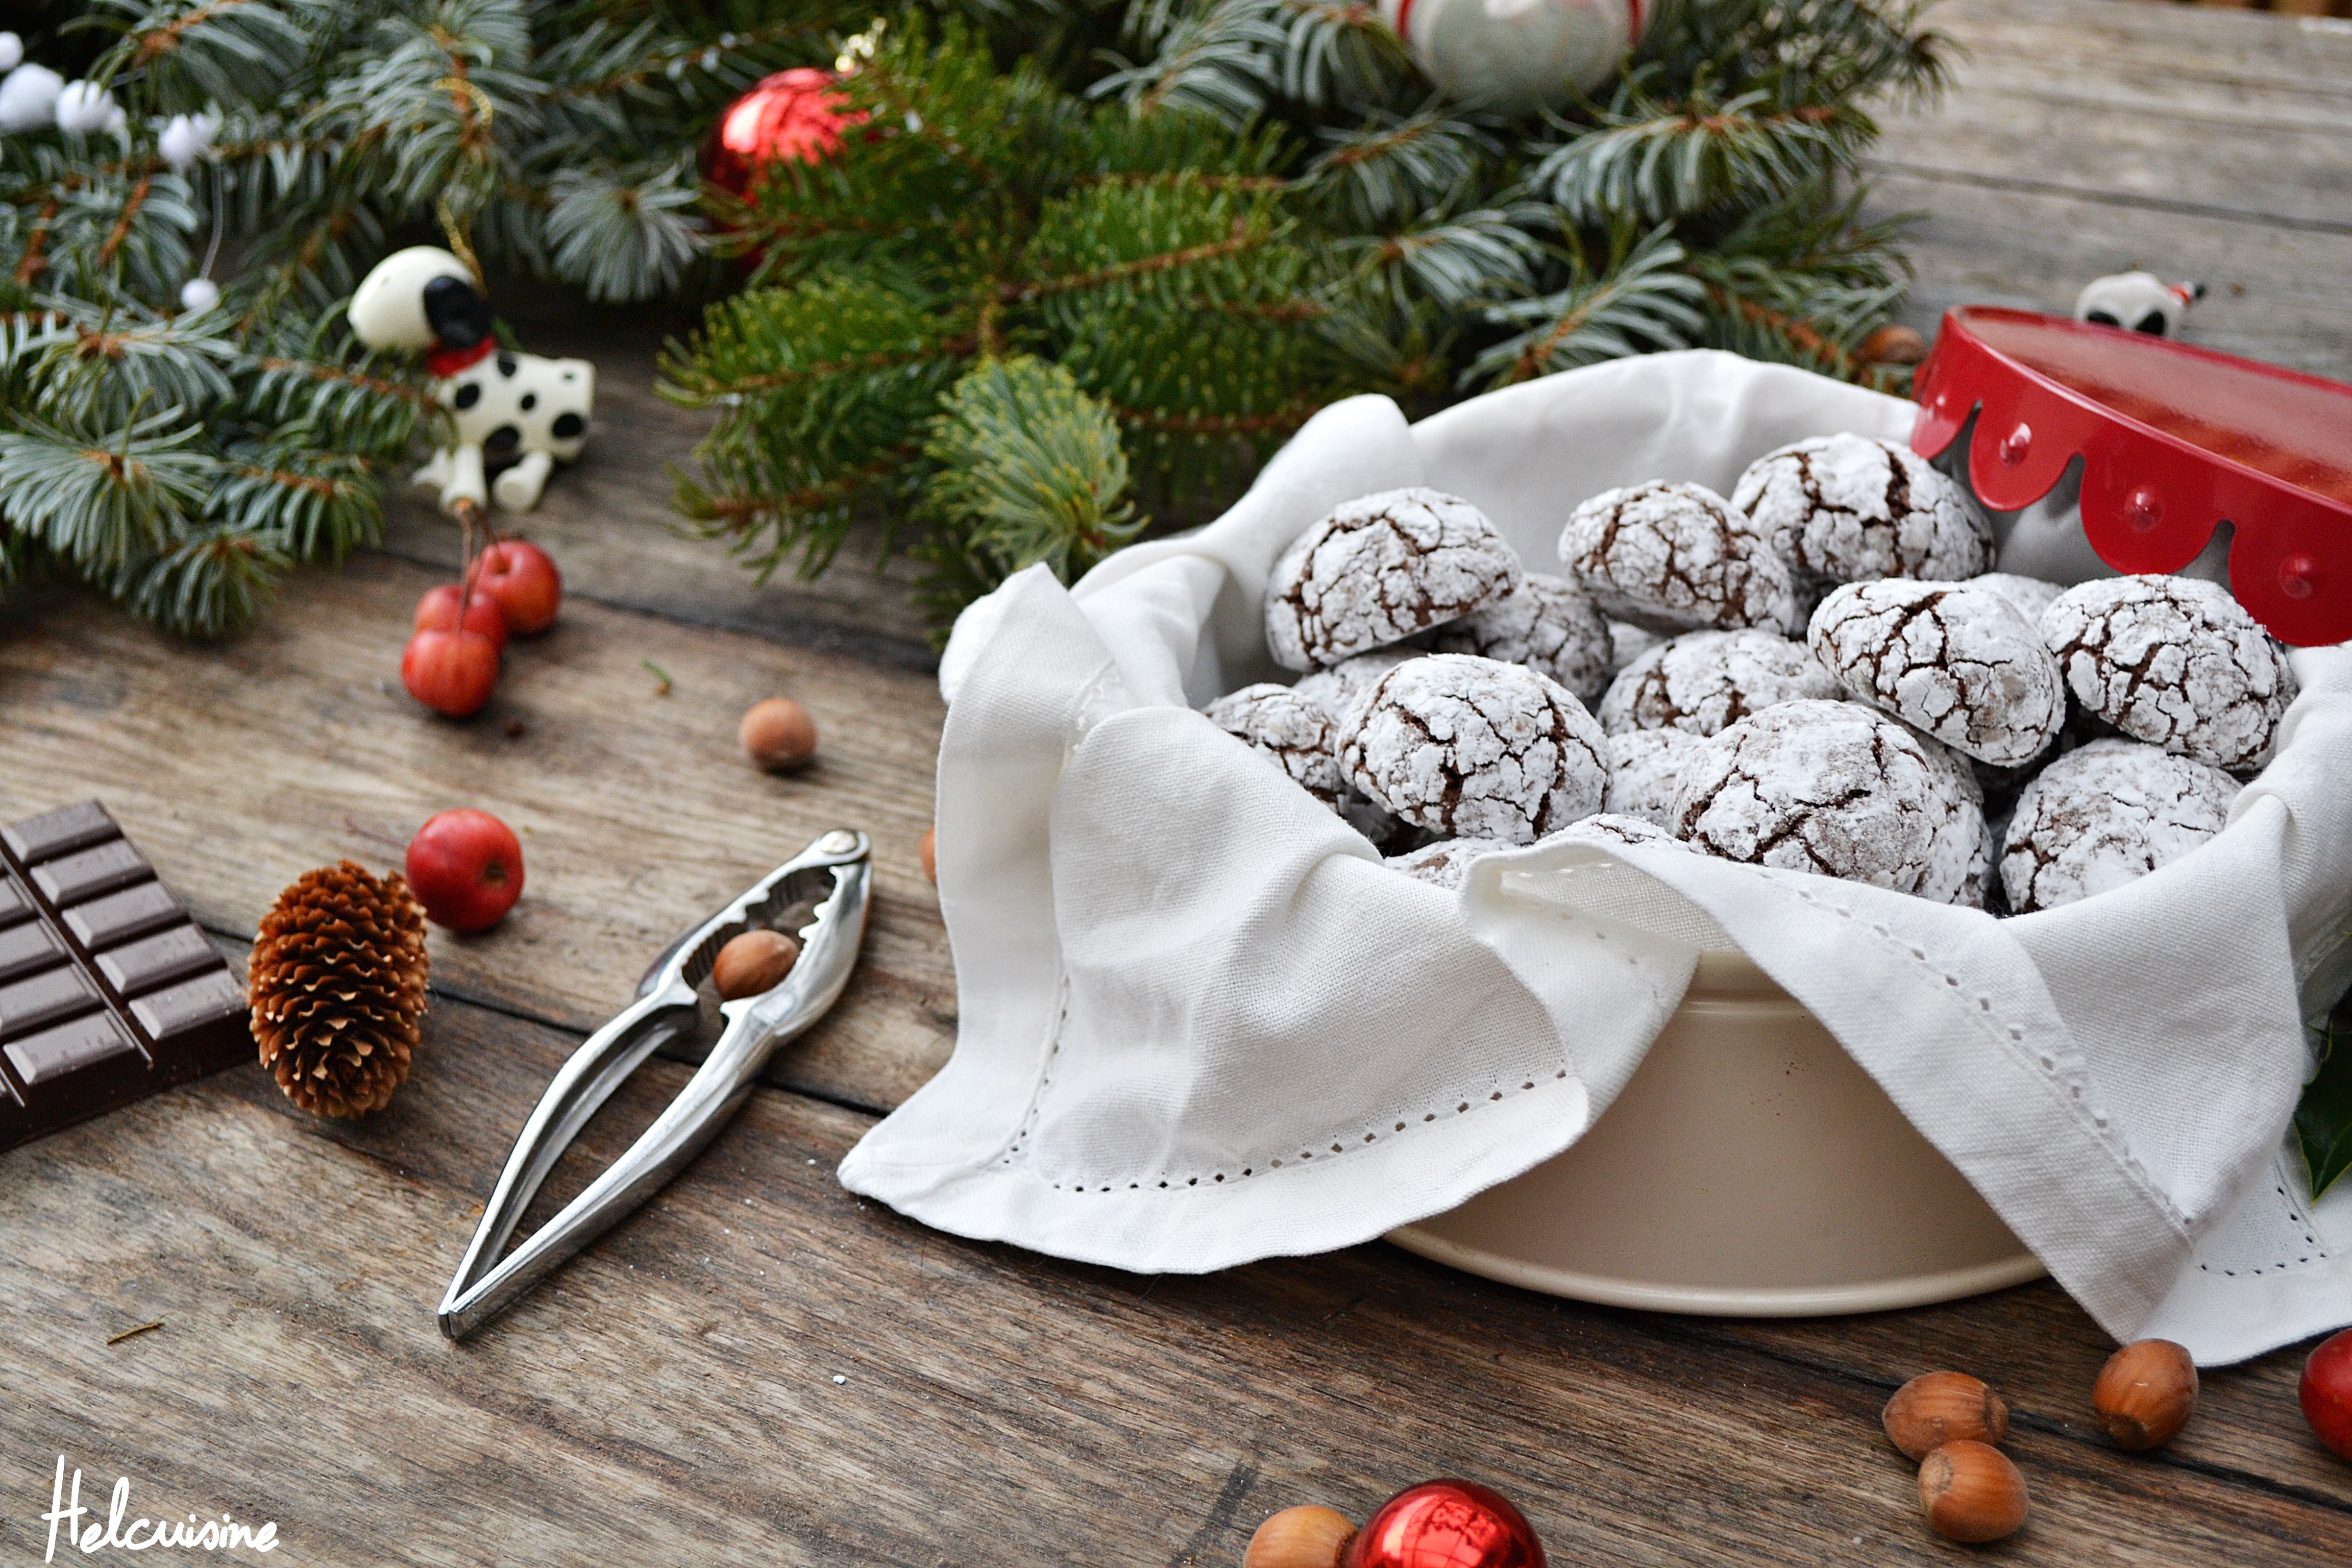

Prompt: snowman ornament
[
  {"left": 1378, "top": 0, "right": 1644, "bottom": 114},
  {"left": 348, "top": 247, "right": 595, "bottom": 515}
]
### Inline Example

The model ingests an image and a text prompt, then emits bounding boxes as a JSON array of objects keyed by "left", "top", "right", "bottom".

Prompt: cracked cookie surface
[
  {"left": 1671, "top": 699, "right": 1982, "bottom": 902},
  {"left": 1598, "top": 627, "right": 1843, "bottom": 738},
  {"left": 1968, "top": 571, "right": 2065, "bottom": 627},
  {"left": 1434, "top": 571, "right": 1614, "bottom": 700},
  {"left": 1205, "top": 682, "right": 1404, "bottom": 844},
  {"left": 1733, "top": 433, "right": 1992, "bottom": 585},
  {"left": 1999, "top": 738, "right": 2239, "bottom": 914},
  {"left": 1292, "top": 648, "right": 1419, "bottom": 722},
  {"left": 1339, "top": 653, "right": 1609, "bottom": 844},
  {"left": 1605, "top": 727, "right": 1703, "bottom": 828},
  {"left": 1808, "top": 579, "right": 2065, "bottom": 767},
  {"left": 1265, "top": 487, "right": 1522, "bottom": 671},
  {"left": 2040, "top": 575, "right": 2296, "bottom": 772},
  {"left": 1552, "top": 812, "right": 1689, "bottom": 853},
  {"left": 1558, "top": 480, "right": 1795, "bottom": 634}
]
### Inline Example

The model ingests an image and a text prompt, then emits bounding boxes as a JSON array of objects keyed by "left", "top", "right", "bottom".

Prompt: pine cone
[{"left": 250, "top": 862, "right": 429, "bottom": 1118}]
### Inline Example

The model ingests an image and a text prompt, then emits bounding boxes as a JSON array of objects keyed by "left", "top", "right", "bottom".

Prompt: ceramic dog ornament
[{"left": 348, "top": 246, "right": 595, "bottom": 514}]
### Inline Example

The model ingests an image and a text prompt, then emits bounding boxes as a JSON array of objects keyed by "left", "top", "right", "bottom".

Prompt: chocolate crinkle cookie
[
  {"left": 1605, "top": 727, "right": 1703, "bottom": 828},
  {"left": 1205, "top": 683, "right": 1403, "bottom": 844},
  {"left": 1265, "top": 488, "right": 1522, "bottom": 671},
  {"left": 1672, "top": 699, "right": 1983, "bottom": 904},
  {"left": 1339, "top": 654, "right": 1609, "bottom": 844},
  {"left": 1733, "top": 433, "right": 1993, "bottom": 586},
  {"left": 1291, "top": 648, "right": 1419, "bottom": 722},
  {"left": 2000, "top": 739, "right": 2239, "bottom": 914},
  {"left": 1550, "top": 813, "right": 1690, "bottom": 853},
  {"left": 2040, "top": 575, "right": 2297, "bottom": 772},
  {"left": 1387, "top": 837, "right": 1510, "bottom": 890},
  {"left": 1434, "top": 572, "right": 1614, "bottom": 700},
  {"left": 1967, "top": 571, "right": 2066, "bottom": 628},
  {"left": 1202, "top": 683, "right": 1347, "bottom": 802},
  {"left": 1807, "top": 580, "right": 2065, "bottom": 767},
  {"left": 1597, "top": 627, "right": 1842, "bottom": 738},
  {"left": 1558, "top": 480, "right": 1795, "bottom": 635}
]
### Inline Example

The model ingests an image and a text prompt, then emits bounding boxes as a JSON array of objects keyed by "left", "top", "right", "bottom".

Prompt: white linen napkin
[{"left": 843, "top": 351, "right": 2352, "bottom": 1364}]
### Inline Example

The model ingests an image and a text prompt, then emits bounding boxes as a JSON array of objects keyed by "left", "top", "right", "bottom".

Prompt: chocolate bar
[{"left": 0, "top": 802, "right": 249, "bottom": 1150}]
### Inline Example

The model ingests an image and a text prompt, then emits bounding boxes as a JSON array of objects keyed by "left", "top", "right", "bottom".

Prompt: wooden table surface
[{"left": 5, "top": 2, "right": 2348, "bottom": 1561}]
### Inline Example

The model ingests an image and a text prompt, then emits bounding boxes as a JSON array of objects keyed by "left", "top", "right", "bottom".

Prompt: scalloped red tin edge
[{"left": 1910, "top": 305, "right": 2351, "bottom": 648}]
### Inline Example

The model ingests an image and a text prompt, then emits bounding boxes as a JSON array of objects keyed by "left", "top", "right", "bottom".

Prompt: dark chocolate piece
[
  {"left": 99, "top": 925, "right": 220, "bottom": 997},
  {"left": 65, "top": 882, "right": 184, "bottom": 950},
  {"left": 0, "top": 921, "right": 66, "bottom": 986},
  {"left": 2, "top": 801, "right": 119, "bottom": 865},
  {"left": 34, "top": 839, "right": 154, "bottom": 906},
  {"left": 7, "top": 1012, "right": 138, "bottom": 1089},
  {"left": 0, "top": 801, "right": 251, "bottom": 1150}
]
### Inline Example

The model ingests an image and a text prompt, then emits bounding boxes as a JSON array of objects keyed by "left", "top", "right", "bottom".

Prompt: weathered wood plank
[
  {"left": 4, "top": 998, "right": 2347, "bottom": 1565},
  {"left": 1872, "top": 0, "right": 2352, "bottom": 380},
  {"left": 0, "top": 558, "right": 955, "bottom": 1115}
]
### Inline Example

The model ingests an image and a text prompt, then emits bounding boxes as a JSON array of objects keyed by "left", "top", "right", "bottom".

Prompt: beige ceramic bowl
[{"left": 1389, "top": 948, "right": 2044, "bottom": 1315}]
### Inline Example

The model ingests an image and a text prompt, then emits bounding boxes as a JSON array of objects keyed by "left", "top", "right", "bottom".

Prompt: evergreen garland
[
  {"left": 667, "top": 0, "right": 1953, "bottom": 637},
  {"left": 0, "top": 0, "right": 837, "bottom": 635}
]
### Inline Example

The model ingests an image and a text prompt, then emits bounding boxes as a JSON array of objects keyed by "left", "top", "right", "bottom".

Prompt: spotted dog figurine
[{"left": 348, "top": 246, "right": 595, "bottom": 514}]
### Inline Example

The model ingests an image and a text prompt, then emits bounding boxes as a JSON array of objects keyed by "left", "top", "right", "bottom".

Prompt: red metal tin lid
[{"left": 1912, "top": 306, "right": 2352, "bottom": 647}]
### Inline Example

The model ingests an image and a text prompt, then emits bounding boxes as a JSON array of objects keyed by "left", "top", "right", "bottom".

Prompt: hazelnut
[
  {"left": 919, "top": 824, "right": 937, "bottom": 884},
  {"left": 712, "top": 929, "right": 799, "bottom": 1000},
  {"left": 2093, "top": 1338, "right": 2197, "bottom": 1451},
  {"left": 1883, "top": 1371, "right": 2009, "bottom": 1460},
  {"left": 1918, "top": 1440, "right": 2029, "bottom": 1544},
  {"left": 1242, "top": 1507, "right": 1357, "bottom": 1568},
  {"left": 1860, "top": 323, "right": 1928, "bottom": 365},
  {"left": 740, "top": 698, "right": 818, "bottom": 771}
]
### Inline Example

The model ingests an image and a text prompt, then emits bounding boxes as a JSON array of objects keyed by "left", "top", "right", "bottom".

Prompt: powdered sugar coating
[
  {"left": 1671, "top": 699, "right": 1982, "bottom": 902},
  {"left": 1605, "top": 726, "right": 1703, "bottom": 828},
  {"left": 1205, "top": 682, "right": 1402, "bottom": 843},
  {"left": 1386, "top": 837, "right": 1510, "bottom": 890},
  {"left": 1967, "top": 572, "right": 2065, "bottom": 627},
  {"left": 1339, "top": 653, "right": 1610, "bottom": 844},
  {"left": 1999, "top": 739, "right": 2239, "bottom": 914},
  {"left": 1558, "top": 480, "right": 1795, "bottom": 634},
  {"left": 1597, "top": 627, "right": 1842, "bottom": 738},
  {"left": 1733, "top": 433, "right": 1992, "bottom": 586},
  {"left": 1807, "top": 580, "right": 2065, "bottom": 767},
  {"left": 2040, "top": 575, "right": 2296, "bottom": 771},
  {"left": 1292, "top": 649, "right": 1419, "bottom": 722},
  {"left": 1608, "top": 620, "right": 1664, "bottom": 674},
  {"left": 1551, "top": 812, "right": 1690, "bottom": 853},
  {"left": 1202, "top": 683, "right": 1347, "bottom": 803},
  {"left": 1265, "top": 488, "right": 1523, "bottom": 671},
  {"left": 1433, "top": 572, "right": 1613, "bottom": 700}
]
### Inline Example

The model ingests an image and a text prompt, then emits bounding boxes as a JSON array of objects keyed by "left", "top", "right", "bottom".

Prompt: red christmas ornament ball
[
  {"left": 1346, "top": 1480, "right": 1546, "bottom": 1568},
  {"left": 702, "top": 67, "right": 865, "bottom": 198}
]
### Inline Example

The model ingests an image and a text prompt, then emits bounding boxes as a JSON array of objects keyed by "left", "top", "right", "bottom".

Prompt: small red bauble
[
  {"left": 1347, "top": 1480, "right": 1546, "bottom": 1568},
  {"left": 2302, "top": 1328, "right": 2352, "bottom": 1463},
  {"left": 414, "top": 583, "right": 510, "bottom": 653},
  {"left": 401, "top": 628, "right": 500, "bottom": 717},
  {"left": 465, "top": 541, "right": 562, "bottom": 636},
  {"left": 702, "top": 68, "right": 866, "bottom": 199},
  {"left": 406, "top": 809, "right": 525, "bottom": 933}
]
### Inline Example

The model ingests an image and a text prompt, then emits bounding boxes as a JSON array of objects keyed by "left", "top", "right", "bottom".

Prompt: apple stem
[{"left": 454, "top": 497, "right": 481, "bottom": 623}]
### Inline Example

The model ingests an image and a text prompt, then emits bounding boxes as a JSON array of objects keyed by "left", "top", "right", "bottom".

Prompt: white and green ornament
[{"left": 1378, "top": 0, "right": 1645, "bottom": 114}]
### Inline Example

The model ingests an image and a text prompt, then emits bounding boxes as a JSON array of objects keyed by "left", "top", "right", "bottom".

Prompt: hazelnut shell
[
  {"left": 919, "top": 824, "right": 937, "bottom": 884},
  {"left": 1883, "top": 1370, "right": 2009, "bottom": 1460},
  {"left": 712, "top": 929, "right": 800, "bottom": 1000},
  {"left": 1918, "top": 1440, "right": 2029, "bottom": 1544},
  {"left": 1243, "top": 1507, "right": 1357, "bottom": 1568},
  {"left": 741, "top": 697, "right": 818, "bottom": 771},
  {"left": 2093, "top": 1338, "right": 2198, "bottom": 1451}
]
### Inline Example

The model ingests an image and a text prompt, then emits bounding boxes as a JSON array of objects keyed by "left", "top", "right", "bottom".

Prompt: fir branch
[
  {"left": 0, "top": 410, "right": 218, "bottom": 573},
  {"left": 1468, "top": 224, "right": 1706, "bottom": 386},
  {"left": 923, "top": 355, "right": 1144, "bottom": 582},
  {"left": 117, "top": 527, "right": 290, "bottom": 637}
]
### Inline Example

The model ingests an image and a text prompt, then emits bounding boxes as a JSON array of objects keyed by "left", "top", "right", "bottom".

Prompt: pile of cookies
[{"left": 1203, "top": 433, "right": 2299, "bottom": 914}]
